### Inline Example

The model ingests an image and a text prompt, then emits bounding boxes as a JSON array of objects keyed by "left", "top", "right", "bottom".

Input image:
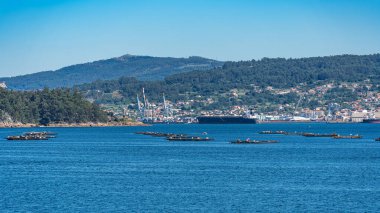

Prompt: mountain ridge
[{"left": 0, "top": 54, "right": 223, "bottom": 90}]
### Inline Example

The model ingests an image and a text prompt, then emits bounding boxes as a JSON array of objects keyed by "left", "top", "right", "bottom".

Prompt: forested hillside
[
  {"left": 0, "top": 88, "right": 107, "bottom": 125},
  {"left": 0, "top": 55, "right": 222, "bottom": 90},
  {"left": 77, "top": 54, "right": 380, "bottom": 110},
  {"left": 166, "top": 54, "right": 380, "bottom": 88}
]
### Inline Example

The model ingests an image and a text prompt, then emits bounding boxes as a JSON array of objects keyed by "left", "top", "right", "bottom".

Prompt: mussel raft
[
  {"left": 259, "top": 131, "right": 287, "bottom": 135},
  {"left": 6, "top": 132, "right": 56, "bottom": 141},
  {"left": 166, "top": 136, "right": 214, "bottom": 141},
  {"left": 135, "top": 132, "right": 187, "bottom": 138},
  {"left": 302, "top": 133, "right": 338, "bottom": 137},
  {"left": 136, "top": 131, "right": 213, "bottom": 141},
  {"left": 7, "top": 135, "right": 48, "bottom": 140},
  {"left": 332, "top": 135, "right": 362, "bottom": 139},
  {"left": 230, "top": 139, "right": 278, "bottom": 144}
]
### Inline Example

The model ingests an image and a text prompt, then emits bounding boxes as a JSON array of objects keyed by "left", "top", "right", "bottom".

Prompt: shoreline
[{"left": 0, "top": 122, "right": 149, "bottom": 128}]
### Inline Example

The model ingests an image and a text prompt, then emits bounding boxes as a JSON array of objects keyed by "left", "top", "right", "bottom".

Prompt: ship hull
[
  {"left": 197, "top": 116, "right": 257, "bottom": 124},
  {"left": 362, "top": 119, "right": 380, "bottom": 124}
]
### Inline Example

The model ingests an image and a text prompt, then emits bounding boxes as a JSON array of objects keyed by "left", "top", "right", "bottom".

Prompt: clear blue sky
[{"left": 0, "top": 0, "right": 380, "bottom": 77}]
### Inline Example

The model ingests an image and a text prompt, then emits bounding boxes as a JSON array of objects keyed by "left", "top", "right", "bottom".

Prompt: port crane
[{"left": 136, "top": 88, "right": 173, "bottom": 123}]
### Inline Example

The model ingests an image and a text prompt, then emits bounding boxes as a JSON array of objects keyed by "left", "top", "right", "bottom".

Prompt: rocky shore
[{"left": 0, "top": 121, "right": 148, "bottom": 128}]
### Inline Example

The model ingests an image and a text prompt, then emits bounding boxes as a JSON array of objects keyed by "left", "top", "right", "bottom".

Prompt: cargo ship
[
  {"left": 362, "top": 118, "right": 380, "bottom": 124},
  {"left": 197, "top": 116, "right": 257, "bottom": 124}
]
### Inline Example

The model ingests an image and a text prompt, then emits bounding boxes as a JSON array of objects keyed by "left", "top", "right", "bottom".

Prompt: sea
[{"left": 0, "top": 123, "right": 379, "bottom": 212}]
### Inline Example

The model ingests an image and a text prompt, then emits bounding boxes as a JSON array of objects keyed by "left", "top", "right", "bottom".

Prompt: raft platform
[{"left": 230, "top": 139, "right": 278, "bottom": 144}]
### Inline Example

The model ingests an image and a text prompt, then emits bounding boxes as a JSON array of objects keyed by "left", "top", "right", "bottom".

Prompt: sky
[{"left": 0, "top": 0, "right": 380, "bottom": 77}]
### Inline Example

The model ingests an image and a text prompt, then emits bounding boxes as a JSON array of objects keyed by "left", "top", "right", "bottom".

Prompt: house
[{"left": 0, "top": 82, "right": 7, "bottom": 89}]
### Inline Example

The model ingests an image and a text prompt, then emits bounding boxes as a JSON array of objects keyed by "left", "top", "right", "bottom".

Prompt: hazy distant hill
[{"left": 0, "top": 55, "right": 223, "bottom": 90}]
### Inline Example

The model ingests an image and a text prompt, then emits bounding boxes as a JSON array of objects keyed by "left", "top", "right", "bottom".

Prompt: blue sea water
[{"left": 0, "top": 123, "right": 379, "bottom": 212}]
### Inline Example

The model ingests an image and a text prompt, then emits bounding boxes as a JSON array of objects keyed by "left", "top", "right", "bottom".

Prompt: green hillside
[
  {"left": 0, "top": 88, "right": 107, "bottom": 125},
  {"left": 77, "top": 54, "right": 380, "bottom": 111}
]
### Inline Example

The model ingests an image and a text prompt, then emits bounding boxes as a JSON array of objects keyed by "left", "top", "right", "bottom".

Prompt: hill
[
  {"left": 0, "top": 55, "right": 222, "bottom": 90},
  {"left": 76, "top": 54, "right": 380, "bottom": 111},
  {"left": 0, "top": 88, "right": 107, "bottom": 125}
]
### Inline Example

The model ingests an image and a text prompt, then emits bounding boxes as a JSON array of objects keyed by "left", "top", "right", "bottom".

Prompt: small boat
[
  {"left": 302, "top": 133, "right": 338, "bottom": 137},
  {"left": 259, "top": 130, "right": 287, "bottom": 135},
  {"left": 166, "top": 136, "right": 214, "bottom": 141},
  {"left": 375, "top": 138, "right": 380, "bottom": 141},
  {"left": 332, "top": 135, "right": 362, "bottom": 139},
  {"left": 230, "top": 139, "right": 278, "bottom": 144}
]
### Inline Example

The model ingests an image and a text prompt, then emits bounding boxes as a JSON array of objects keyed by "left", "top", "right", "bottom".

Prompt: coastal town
[
  {"left": 1, "top": 78, "right": 379, "bottom": 125},
  {"left": 102, "top": 80, "right": 380, "bottom": 123}
]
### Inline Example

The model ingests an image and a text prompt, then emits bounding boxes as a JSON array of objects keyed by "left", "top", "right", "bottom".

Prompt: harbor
[{"left": 124, "top": 88, "right": 380, "bottom": 125}]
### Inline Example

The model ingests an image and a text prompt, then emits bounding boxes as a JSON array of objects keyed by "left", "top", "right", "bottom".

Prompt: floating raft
[
  {"left": 230, "top": 140, "right": 278, "bottom": 144},
  {"left": 136, "top": 131, "right": 213, "bottom": 142},
  {"left": 332, "top": 135, "right": 362, "bottom": 139},
  {"left": 135, "top": 132, "right": 187, "bottom": 137},
  {"left": 6, "top": 131, "right": 56, "bottom": 141},
  {"left": 259, "top": 131, "right": 287, "bottom": 135},
  {"left": 302, "top": 133, "right": 338, "bottom": 137},
  {"left": 285, "top": 132, "right": 305, "bottom": 136},
  {"left": 7, "top": 135, "right": 48, "bottom": 140},
  {"left": 166, "top": 136, "right": 214, "bottom": 141},
  {"left": 24, "top": 131, "right": 56, "bottom": 138}
]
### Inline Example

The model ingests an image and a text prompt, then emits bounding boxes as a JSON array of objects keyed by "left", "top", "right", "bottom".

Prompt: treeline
[
  {"left": 77, "top": 54, "right": 380, "bottom": 109},
  {"left": 0, "top": 88, "right": 107, "bottom": 125},
  {"left": 165, "top": 54, "right": 380, "bottom": 88}
]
